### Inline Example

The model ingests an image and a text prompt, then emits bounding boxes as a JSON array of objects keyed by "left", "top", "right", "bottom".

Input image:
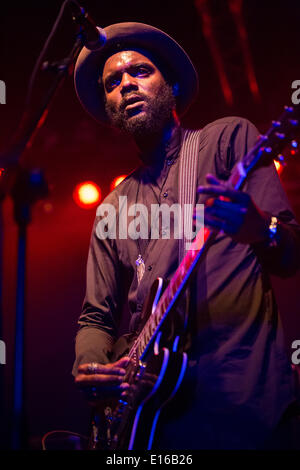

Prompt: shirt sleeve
[
  {"left": 221, "top": 117, "right": 300, "bottom": 277},
  {"left": 72, "top": 214, "right": 121, "bottom": 376}
]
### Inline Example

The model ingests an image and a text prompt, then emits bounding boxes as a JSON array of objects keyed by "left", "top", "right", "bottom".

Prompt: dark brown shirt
[{"left": 73, "top": 117, "right": 300, "bottom": 448}]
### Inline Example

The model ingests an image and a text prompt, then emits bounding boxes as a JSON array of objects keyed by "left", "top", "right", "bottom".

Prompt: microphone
[{"left": 71, "top": 2, "right": 107, "bottom": 51}]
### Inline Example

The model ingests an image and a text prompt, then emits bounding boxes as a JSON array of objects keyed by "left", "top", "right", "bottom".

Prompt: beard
[{"left": 104, "top": 82, "right": 176, "bottom": 139}]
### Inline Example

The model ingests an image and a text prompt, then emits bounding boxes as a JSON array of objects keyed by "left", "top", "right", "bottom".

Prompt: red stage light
[
  {"left": 110, "top": 175, "right": 127, "bottom": 191},
  {"left": 73, "top": 181, "right": 102, "bottom": 209}
]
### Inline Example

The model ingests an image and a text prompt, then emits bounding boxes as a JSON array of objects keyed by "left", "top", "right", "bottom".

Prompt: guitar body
[
  {"left": 91, "top": 277, "right": 188, "bottom": 450},
  {"left": 110, "top": 346, "right": 187, "bottom": 450}
]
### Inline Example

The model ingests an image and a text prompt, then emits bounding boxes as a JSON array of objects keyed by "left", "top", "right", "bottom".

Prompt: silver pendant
[{"left": 135, "top": 254, "right": 145, "bottom": 284}]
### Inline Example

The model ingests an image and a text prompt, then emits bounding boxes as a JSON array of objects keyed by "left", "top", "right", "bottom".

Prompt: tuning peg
[
  {"left": 290, "top": 140, "right": 299, "bottom": 156},
  {"left": 275, "top": 132, "right": 286, "bottom": 139},
  {"left": 276, "top": 154, "right": 285, "bottom": 163},
  {"left": 284, "top": 105, "right": 294, "bottom": 112},
  {"left": 272, "top": 120, "right": 281, "bottom": 127},
  {"left": 289, "top": 119, "right": 299, "bottom": 126}
]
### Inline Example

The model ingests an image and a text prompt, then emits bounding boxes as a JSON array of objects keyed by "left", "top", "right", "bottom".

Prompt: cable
[{"left": 41, "top": 429, "right": 89, "bottom": 450}]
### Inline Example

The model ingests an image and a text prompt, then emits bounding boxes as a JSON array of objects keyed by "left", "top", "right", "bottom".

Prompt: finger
[
  {"left": 206, "top": 173, "right": 221, "bottom": 185},
  {"left": 120, "top": 382, "right": 130, "bottom": 390},
  {"left": 77, "top": 363, "right": 104, "bottom": 374},
  {"left": 198, "top": 184, "right": 227, "bottom": 197},
  {"left": 206, "top": 200, "right": 247, "bottom": 217},
  {"left": 78, "top": 362, "right": 127, "bottom": 376},
  {"left": 75, "top": 373, "right": 125, "bottom": 386},
  {"left": 212, "top": 199, "right": 246, "bottom": 210},
  {"left": 205, "top": 209, "right": 240, "bottom": 234},
  {"left": 198, "top": 184, "right": 246, "bottom": 203},
  {"left": 85, "top": 382, "right": 130, "bottom": 402},
  {"left": 113, "top": 356, "right": 131, "bottom": 369},
  {"left": 204, "top": 213, "right": 227, "bottom": 232},
  {"left": 84, "top": 381, "right": 130, "bottom": 395}
]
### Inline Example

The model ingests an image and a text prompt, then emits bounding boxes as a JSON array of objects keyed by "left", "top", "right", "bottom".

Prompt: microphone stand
[{"left": 0, "top": 32, "right": 84, "bottom": 450}]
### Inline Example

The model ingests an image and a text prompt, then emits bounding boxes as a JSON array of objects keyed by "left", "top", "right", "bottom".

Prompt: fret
[
  {"left": 139, "top": 335, "right": 145, "bottom": 353},
  {"left": 171, "top": 274, "right": 181, "bottom": 292},
  {"left": 180, "top": 264, "right": 186, "bottom": 281},
  {"left": 164, "top": 288, "right": 172, "bottom": 305},
  {"left": 145, "top": 326, "right": 151, "bottom": 343},
  {"left": 158, "top": 298, "right": 166, "bottom": 316},
  {"left": 154, "top": 308, "right": 162, "bottom": 325},
  {"left": 135, "top": 340, "right": 141, "bottom": 359},
  {"left": 149, "top": 318, "right": 155, "bottom": 336},
  {"left": 185, "top": 255, "right": 192, "bottom": 272}
]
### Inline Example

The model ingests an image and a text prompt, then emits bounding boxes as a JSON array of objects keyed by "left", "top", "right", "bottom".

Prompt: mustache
[{"left": 119, "top": 92, "right": 148, "bottom": 112}]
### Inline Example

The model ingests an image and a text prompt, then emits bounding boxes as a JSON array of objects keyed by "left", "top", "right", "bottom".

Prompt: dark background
[{"left": 0, "top": 0, "right": 300, "bottom": 449}]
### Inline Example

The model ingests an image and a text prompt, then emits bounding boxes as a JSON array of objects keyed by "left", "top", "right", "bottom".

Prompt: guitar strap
[{"left": 178, "top": 128, "right": 202, "bottom": 262}]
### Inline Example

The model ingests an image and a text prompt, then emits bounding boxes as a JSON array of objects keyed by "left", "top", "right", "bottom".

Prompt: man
[{"left": 72, "top": 22, "right": 300, "bottom": 449}]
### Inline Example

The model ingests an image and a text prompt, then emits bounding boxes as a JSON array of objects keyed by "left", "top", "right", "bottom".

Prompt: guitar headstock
[{"left": 244, "top": 104, "right": 300, "bottom": 172}]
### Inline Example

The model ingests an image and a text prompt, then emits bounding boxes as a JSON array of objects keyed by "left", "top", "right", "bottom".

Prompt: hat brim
[{"left": 74, "top": 22, "right": 199, "bottom": 124}]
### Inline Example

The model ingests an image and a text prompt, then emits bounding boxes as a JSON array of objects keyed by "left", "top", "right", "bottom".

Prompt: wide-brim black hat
[{"left": 74, "top": 22, "right": 199, "bottom": 124}]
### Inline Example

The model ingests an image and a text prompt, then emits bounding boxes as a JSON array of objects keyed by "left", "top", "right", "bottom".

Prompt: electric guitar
[{"left": 89, "top": 104, "right": 300, "bottom": 450}]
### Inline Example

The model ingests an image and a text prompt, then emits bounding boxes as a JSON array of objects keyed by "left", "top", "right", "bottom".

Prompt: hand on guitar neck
[{"left": 195, "top": 173, "right": 271, "bottom": 245}]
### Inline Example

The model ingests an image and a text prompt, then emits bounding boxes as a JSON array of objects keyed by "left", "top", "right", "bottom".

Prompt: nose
[{"left": 120, "top": 72, "right": 138, "bottom": 95}]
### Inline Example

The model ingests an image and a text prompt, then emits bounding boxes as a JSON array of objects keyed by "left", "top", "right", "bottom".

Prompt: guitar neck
[{"left": 128, "top": 105, "right": 300, "bottom": 363}]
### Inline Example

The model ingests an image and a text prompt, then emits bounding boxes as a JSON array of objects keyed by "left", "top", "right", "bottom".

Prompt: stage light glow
[
  {"left": 274, "top": 160, "right": 283, "bottom": 174},
  {"left": 73, "top": 181, "right": 101, "bottom": 209},
  {"left": 110, "top": 175, "right": 127, "bottom": 191}
]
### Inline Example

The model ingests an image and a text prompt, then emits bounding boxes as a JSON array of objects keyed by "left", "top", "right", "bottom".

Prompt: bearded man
[{"left": 72, "top": 22, "right": 300, "bottom": 449}]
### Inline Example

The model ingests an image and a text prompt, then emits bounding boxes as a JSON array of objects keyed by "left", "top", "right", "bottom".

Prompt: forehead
[{"left": 102, "top": 50, "right": 158, "bottom": 76}]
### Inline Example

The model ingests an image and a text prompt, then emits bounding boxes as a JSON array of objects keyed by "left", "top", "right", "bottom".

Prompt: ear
[{"left": 172, "top": 83, "right": 179, "bottom": 97}]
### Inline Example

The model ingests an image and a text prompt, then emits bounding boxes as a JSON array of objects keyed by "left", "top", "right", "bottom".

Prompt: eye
[
  {"left": 132, "top": 65, "right": 152, "bottom": 77},
  {"left": 104, "top": 76, "right": 121, "bottom": 92}
]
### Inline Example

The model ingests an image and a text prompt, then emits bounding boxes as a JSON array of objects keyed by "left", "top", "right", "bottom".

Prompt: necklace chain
[{"left": 134, "top": 158, "right": 174, "bottom": 284}]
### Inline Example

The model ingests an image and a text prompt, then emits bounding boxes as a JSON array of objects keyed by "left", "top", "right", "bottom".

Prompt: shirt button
[
  {"left": 163, "top": 192, "right": 168, "bottom": 198},
  {"left": 167, "top": 159, "right": 173, "bottom": 166},
  {"left": 137, "top": 304, "right": 142, "bottom": 311},
  {"left": 147, "top": 265, "right": 152, "bottom": 271}
]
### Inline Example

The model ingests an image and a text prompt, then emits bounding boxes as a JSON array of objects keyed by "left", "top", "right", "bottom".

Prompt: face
[{"left": 102, "top": 50, "right": 176, "bottom": 137}]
